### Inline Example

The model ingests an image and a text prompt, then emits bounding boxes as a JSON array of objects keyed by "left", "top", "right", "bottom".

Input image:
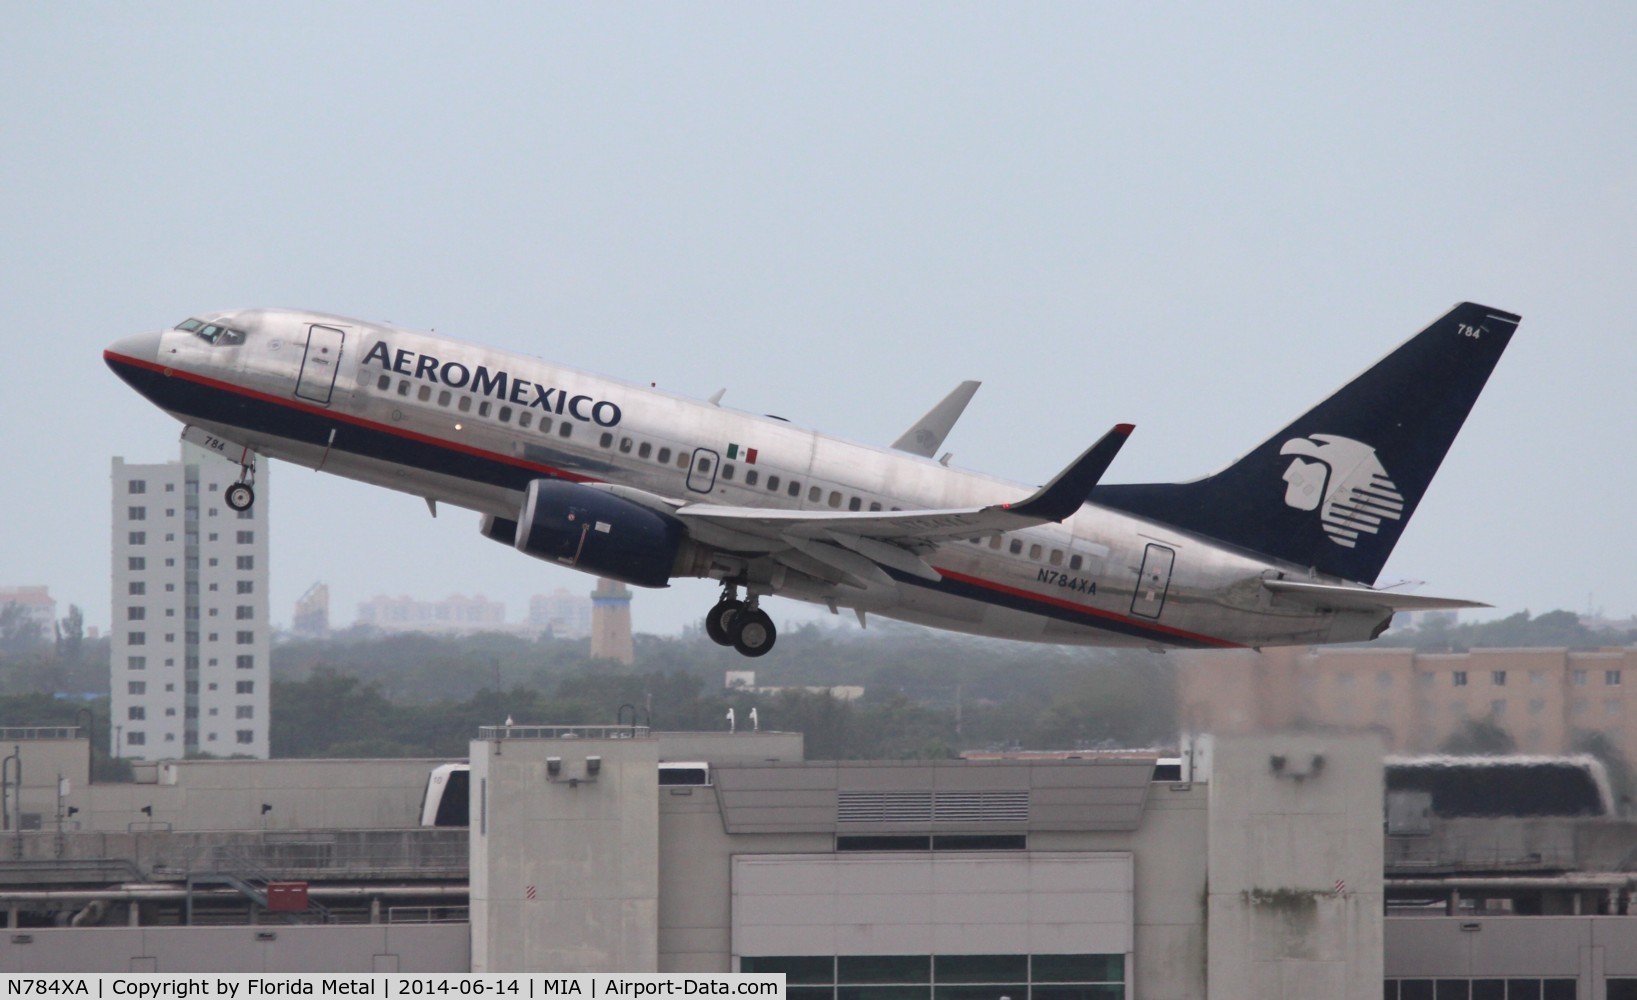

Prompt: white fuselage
[{"left": 106, "top": 308, "right": 1389, "bottom": 650}]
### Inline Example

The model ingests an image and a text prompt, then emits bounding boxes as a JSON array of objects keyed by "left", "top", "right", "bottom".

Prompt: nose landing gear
[
  {"left": 223, "top": 463, "right": 257, "bottom": 512},
  {"left": 705, "top": 586, "right": 777, "bottom": 657}
]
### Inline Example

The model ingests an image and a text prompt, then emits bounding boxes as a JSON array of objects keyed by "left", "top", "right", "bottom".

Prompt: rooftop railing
[
  {"left": 0, "top": 727, "right": 81, "bottom": 741},
  {"left": 477, "top": 724, "right": 649, "bottom": 741}
]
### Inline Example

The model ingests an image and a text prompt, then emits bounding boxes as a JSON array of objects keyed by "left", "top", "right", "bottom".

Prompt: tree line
[{"left": 268, "top": 623, "right": 1179, "bottom": 759}]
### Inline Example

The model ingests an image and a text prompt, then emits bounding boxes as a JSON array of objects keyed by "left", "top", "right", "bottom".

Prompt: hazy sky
[{"left": 4, "top": 4, "right": 1634, "bottom": 639}]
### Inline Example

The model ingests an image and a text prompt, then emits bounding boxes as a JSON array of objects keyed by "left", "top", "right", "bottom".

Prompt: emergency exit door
[
  {"left": 295, "top": 324, "right": 346, "bottom": 405},
  {"left": 1130, "top": 543, "right": 1175, "bottom": 619}
]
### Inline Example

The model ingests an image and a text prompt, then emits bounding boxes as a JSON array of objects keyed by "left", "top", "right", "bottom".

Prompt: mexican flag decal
[{"left": 726, "top": 443, "right": 758, "bottom": 464}]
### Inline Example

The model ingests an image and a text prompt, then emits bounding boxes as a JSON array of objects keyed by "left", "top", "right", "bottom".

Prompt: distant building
[
  {"left": 722, "top": 670, "right": 864, "bottom": 702},
  {"left": 0, "top": 586, "right": 58, "bottom": 641},
  {"left": 590, "top": 579, "right": 634, "bottom": 664},
  {"left": 357, "top": 593, "right": 507, "bottom": 634},
  {"left": 1585, "top": 614, "right": 1637, "bottom": 636},
  {"left": 528, "top": 589, "right": 593, "bottom": 639},
  {"left": 1176, "top": 645, "right": 1637, "bottom": 757},
  {"left": 110, "top": 444, "right": 271, "bottom": 761},
  {"left": 291, "top": 582, "right": 330, "bottom": 638}
]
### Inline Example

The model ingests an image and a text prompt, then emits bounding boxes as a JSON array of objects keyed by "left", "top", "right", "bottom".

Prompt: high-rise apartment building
[{"left": 110, "top": 444, "right": 270, "bottom": 760}]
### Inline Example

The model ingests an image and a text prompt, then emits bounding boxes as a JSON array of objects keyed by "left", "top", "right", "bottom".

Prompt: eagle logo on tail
[{"left": 1279, "top": 434, "right": 1405, "bottom": 548}]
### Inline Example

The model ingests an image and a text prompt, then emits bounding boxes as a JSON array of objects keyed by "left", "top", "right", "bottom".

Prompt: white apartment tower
[{"left": 110, "top": 443, "right": 270, "bottom": 760}]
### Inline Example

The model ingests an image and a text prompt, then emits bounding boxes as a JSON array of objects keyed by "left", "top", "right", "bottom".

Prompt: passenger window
[
  {"left": 638, "top": 442, "right": 651, "bottom": 459},
  {"left": 1009, "top": 539, "right": 1023, "bottom": 555},
  {"left": 848, "top": 496, "right": 861, "bottom": 511},
  {"left": 1049, "top": 549, "right": 1063, "bottom": 566},
  {"left": 745, "top": 470, "right": 758, "bottom": 486},
  {"left": 869, "top": 502, "right": 882, "bottom": 511},
  {"left": 767, "top": 475, "right": 780, "bottom": 491},
  {"left": 1069, "top": 554, "right": 1083, "bottom": 571},
  {"left": 398, "top": 380, "right": 410, "bottom": 396},
  {"left": 722, "top": 464, "right": 735, "bottom": 481},
  {"left": 809, "top": 486, "right": 822, "bottom": 502},
  {"left": 828, "top": 491, "right": 842, "bottom": 508},
  {"left": 990, "top": 537, "right": 1002, "bottom": 550},
  {"left": 1029, "top": 544, "right": 1043, "bottom": 560},
  {"left": 478, "top": 401, "right": 491, "bottom": 417},
  {"left": 539, "top": 417, "right": 552, "bottom": 433},
  {"left": 619, "top": 438, "right": 633, "bottom": 454},
  {"left": 559, "top": 423, "right": 572, "bottom": 438},
  {"left": 418, "top": 385, "right": 432, "bottom": 402},
  {"left": 600, "top": 432, "right": 614, "bottom": 448},
  {"left": 458, "top": 396, "right": 472, "bottom": 413},
  {"left": 437, "top": 390, "right": 451, "bottom": 407},
  {"left": 518, "top": 412, "right": 532, "bottom": 429},
  {"left": 677, "top": 453, "right": 689, "bottom": 469},
  {"left": 657, "top": 447, "right": 672, "bottom": 464},
  {"left": 697, "top": 457, "right": 712, "bottom": 473},
  {"left": 377, "top": 375, "right": 391, "bottom": 391},
  {"left": 788, "top": 481, "right": 801, "bottom": 497},
  {"left": 498, "top": 406, "right": 512, "bottom": 422}
]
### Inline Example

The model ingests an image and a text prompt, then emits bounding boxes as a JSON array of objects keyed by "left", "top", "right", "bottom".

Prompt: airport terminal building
[{"left": 5, "top": 725, "right": 1637, "bottom": 997}]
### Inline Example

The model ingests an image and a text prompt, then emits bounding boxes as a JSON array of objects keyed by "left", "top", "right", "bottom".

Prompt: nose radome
[{"left": 104, "top": 330, "right": 163, "bottom": 367}]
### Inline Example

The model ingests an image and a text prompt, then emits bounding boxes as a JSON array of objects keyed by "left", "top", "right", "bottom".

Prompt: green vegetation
[
  {"left": 268, "top": 623, "right": 1178, "bottom": 759},
  {"left": 1438, "top": 717, "right": 1517, "bottom": 756},
  {"left": 0, "top": 602, "right": 108, "bottom": 697},
  {"left": 1382, "top": 610, "right": 1635, "bottom": 652},
  {"left": 0, "top": 604, "right": 1628, "bottom": 764}
]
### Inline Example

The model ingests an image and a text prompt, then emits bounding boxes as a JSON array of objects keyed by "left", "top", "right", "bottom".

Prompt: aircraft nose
[{"left": 105, "top": 330, "right": 163, "bottom": 367}]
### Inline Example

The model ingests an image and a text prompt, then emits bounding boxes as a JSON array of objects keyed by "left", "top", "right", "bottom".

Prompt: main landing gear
[
  {"left": 705, "top": 586, "right": 777, "bottom": 658},
  {"left": 223, "top": 463, "right": 257, "bottom": 512}
]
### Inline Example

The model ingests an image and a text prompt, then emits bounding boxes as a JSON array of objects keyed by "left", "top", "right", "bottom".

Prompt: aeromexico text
[{"left": 363, "top": 342, "right": 622, "bottom": 428}]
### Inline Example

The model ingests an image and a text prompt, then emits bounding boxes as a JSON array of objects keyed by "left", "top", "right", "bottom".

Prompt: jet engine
[{"left": 481, "top": 479, "right": 685, "bottom": 588}]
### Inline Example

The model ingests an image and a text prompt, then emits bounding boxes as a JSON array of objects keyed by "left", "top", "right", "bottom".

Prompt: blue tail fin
[{"left": 1091, "top": 302, "right": 1520, "bottom": 583}]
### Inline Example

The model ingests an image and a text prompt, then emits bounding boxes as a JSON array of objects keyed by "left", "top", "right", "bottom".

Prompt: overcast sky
[{"left": 3, "top": 4, "right": 1634, "bottom": 640}]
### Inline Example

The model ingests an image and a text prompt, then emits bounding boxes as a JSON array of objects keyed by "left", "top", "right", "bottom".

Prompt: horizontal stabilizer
[{"left": 1262, "top": 578, "right": 1489, "bottom": 612}]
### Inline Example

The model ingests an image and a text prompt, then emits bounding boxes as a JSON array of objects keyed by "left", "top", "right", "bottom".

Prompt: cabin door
[
  {"left": 686, "top": 448, "right": 720, "bottom": 493},
  {"left": 1130, "top": 543, "right": 1175, "bottom": 619},
  {"left": 295, "top": 324, "right": 346, "bottom": 405}
]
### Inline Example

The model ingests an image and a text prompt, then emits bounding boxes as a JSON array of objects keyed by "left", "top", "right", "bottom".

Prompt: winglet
[
  {"left": 994, "top": 424, "right": 1134, "bottom": 523},
  {"left": 892, "top": 380, "right": 982, "bottom": 457}
]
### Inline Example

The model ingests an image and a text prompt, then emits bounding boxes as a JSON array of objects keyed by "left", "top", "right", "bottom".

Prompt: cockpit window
[{"left": 181, "top": 319, "right": 247, "bottom": 347}]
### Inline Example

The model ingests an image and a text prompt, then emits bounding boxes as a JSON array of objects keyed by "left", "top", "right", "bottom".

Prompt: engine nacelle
[{"left": 498, "top": 479, "right": 685, "bottom": 588}]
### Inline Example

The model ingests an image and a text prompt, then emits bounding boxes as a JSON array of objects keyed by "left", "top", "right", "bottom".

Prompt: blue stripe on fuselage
[
  {"left": 109, "top": 354, "right": 1233, "bottom": 649},
  {"left": 882, "top": 567, "right": 1228, "bottom": 649}
]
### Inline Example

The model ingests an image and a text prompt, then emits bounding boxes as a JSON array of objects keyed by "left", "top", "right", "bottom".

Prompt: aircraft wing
[
  {"left": 891, "top": 380, "right": 981, "bottom": 457},
  {"left": 1261, "top": 579, "right": 1490, "bottom": 612},
  {"left": 674, "top": 424, "right": 1133, "bottom": 550},
  {"left": 579, "top": 425, "right": 1131, "bottom": 588}
]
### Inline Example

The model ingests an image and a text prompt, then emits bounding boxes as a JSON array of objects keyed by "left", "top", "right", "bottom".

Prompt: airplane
[{"left": 105, "top": 302, "right": 1519, "bottom": 657}]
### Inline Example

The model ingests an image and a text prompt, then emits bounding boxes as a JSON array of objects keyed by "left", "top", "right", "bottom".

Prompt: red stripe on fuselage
[
  {"left": 108, "top": 349, "right": 1240, "bottom": 648},
  {"left": 103, "top": 350, "right": 596, "bottom": 486},
  {"left": 930, "top": 566, "right": 1242, "bottom": 648}
]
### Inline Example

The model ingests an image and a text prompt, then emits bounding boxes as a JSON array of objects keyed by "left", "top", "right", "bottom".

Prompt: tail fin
[{"left": 1091, "top": 302, "right": 1520, "bottom": 583}]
